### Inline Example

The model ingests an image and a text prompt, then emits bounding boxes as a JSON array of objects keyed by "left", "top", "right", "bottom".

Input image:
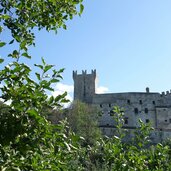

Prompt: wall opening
[
  {"left": 134, "top": 108, "right": 138, "bottom": 114},
  {"left": 146, "top": 119, "right": 149, "bottom": 123},
  {"left": 145, "top": 108, "right": 148, "bottom": 114},
  {"left": 124, "top": 118, "right": 128, "bottom": 124},
  {"left": 139, "top": 100, "right": 142, "bottom": 104}
]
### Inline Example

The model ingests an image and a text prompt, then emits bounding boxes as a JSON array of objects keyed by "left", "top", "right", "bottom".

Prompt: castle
[{"left": 73, "top": 70, "right": 171, "bottom": 143}]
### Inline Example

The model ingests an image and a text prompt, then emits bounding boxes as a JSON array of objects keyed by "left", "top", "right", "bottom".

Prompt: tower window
[
  {"left": 134, "top": 108, "right": 138, "bottom": 114},
  {"left": 127, "top": 100, "right": 130, "bottom": 104},
  {"left": 146, "top": 119, "right": 149, "bottom": 123},
  {"left": 139, "top": 100, "right": 142, "bottom": 104},
  {"left": 169, "top": 119, "right": 171, "bottom": 123},
  {"left": 109, "top": 103, "right": 111, "bottom": 108},
  {"left": 145, "top": 108, "right": 148, "bottom": 113},
  {"left": 100, "top": 104, "right": 103, "bottom": 108},
  {"left": 124, "top": 118, "right": 128, "bottom": 124},
  {"left": 165, "top": 119, "right": 168, "bottom": 122},
  {"left": 152, "top": 101, "right": 155, "bottom": 105}
]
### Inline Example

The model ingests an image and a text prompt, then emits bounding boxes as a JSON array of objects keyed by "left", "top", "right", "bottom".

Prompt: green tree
[
  {"left": 67, "top": 100, "right": 102, "bottom": 146},
  {"left": 0, "top": 1, "right": 84, "bottom": 170},
  {"left": 0, "top": 0, "right": 84, "bottom": 59}
]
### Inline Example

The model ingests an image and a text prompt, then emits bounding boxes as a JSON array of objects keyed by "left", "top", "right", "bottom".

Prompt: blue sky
[{"left": 1, "top": 0, "right": 171, "bottom": 101}]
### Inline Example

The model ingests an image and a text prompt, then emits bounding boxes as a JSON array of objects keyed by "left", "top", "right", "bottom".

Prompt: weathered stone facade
[{"left": 73, "top": 70, "right": 171, "bottom": 143}]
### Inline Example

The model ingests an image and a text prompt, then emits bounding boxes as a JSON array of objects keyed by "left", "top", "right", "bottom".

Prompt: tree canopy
[
  {"left": 0, "top": 1, "right": 84, "bottom": 170},
  {"left": 2, "top": 1, "right": 171, "bottom": 170},
  {"left": 0, "top": 0, "right": 84, "bottom": 60}
]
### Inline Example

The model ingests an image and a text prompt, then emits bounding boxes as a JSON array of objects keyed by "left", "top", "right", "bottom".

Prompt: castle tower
[{"left": 73, "top": 70, "right": 96, "bottom": 103}]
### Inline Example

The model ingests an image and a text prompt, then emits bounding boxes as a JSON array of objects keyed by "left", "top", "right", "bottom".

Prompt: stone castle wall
[{"left": 73, "top": 70, "right": 171, "bottom": 143}]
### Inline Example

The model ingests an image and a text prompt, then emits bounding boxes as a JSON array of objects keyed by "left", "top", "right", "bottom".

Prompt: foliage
[
  {"left": 0, "top": 0, "right": 84, "bottom": 170},
  {"left": 112, "top": 106, "right": 126, "bottom": 139},
  {"left": 67, "top": 100, "right": 102, "bottom": 146},
  {"left": 133, "top": 118, "right": 154, "bottom": 148},
  {"left": 0, "top": 57, "right": 84, "bottom": 170},
  {"left": 0, "top": 0, "right": 84, "bottom": 60},
  {"left": 1, "top": 1, "right": 171, "bottom": 170},
  {"left": 80, "top": 108, "right": 171, "bottom": 170}
]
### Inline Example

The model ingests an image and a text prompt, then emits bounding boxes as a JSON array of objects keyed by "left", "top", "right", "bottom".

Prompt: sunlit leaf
[
  {"left": 0, "top": 58, "right": 4, "bottom": 63},
  {"left": 0, "top": 42, "right": 6, "bottom": 47},
  {"left": 22, "top": 52, "right": 31, "bottom": 59},
  {"left": 44, "top": 65, "right": 54, "bottom": 73},
  {"left": 80, "top": 4, "right": 84, "bottom": 15}
]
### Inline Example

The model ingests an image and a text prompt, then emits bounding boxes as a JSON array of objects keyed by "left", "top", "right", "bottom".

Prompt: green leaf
[
  {"left": 61, "top": 99, "right": 70, "bottom": 103},
  {"left": 1, "top": 14, "right": 10, "bottom": 20},
  {"left": 27, "top": 109, "right": 42, "bottom": 122},
  {"left": 0, "top": 58, "right": 4, "bottom": 64},
  {"left": 50, "top": 79, "right": 59, "bottom": 83},
  {"left": 34, "top": 64, "right": 43, "bottom": 70},
  {"left": 9, "top": 39, "right": 14, "bottom": 44},
  {"left": 42, "top": 57, "right": 46, "bottom": 65},
  {"left": 44, "top": 65, "right": 54, "bottom": 73},
  {"left": 0, "top": 42, "right": 6, "bottom": 47},
  {"left": 49, "top": 96, "right": 54, "bottom": 104},
  {"left": 20, "top": 41, "right": 27, "bottom": 49},
  {"left": 55, "top": 95, "right": 62, "bottom": 102},
  {"left": 14, "top": 35, "right": 21, "bottom": 42},
  {"left": 0, "top": 26, "right": 3, "bottom": 33},
  {"left": 22, "top": 52, "right": 31, "bottom": 59},
  {"left": 35, "top": 73, "right": 41, "bottom": 80},
  {"left": 63, "top": 24, "right": 67, "bottom": 30},
  {"left": 61, "top": 91, "right": 67, "bottom": 98},
  {"left": 45, "top": 86, "right": 54, "bottom": 91},
  {"left": 27, "top": 109, "right": 38, "bottom": 117},
  {"left": 58, "top": 68, "right": 65, "bottom": 73},
  {"left": 80, "top": 4, "right": 84, "bottom": 15}
]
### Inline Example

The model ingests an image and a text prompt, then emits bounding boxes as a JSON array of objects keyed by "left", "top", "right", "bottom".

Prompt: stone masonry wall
[{"left": 73, "top": 70, "right": 171, "bottom": 143}]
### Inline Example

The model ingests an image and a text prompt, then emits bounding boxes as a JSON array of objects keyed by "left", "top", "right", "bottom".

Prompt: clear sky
[{"left": 1, "top": 0, "right": 171, "bottom": 101}]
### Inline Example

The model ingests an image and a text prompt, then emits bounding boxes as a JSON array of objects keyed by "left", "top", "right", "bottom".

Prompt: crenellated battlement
[
  {"left": 160, "top": 90, "right": 171, "bottom": 97},
  {"left": 73, "top": 70, "right": 96, "bottom": 79}
]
